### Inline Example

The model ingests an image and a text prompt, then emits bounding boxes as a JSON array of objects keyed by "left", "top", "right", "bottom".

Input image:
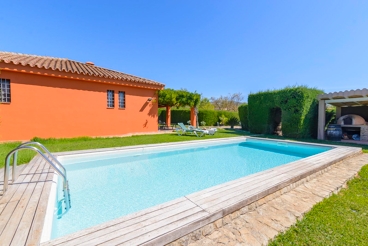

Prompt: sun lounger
[{"left": 176, "top": 123, "right": 205, "bottom": 137}]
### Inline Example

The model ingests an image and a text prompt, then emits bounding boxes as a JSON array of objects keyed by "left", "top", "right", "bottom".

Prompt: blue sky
[{"left": 1, "top": 1, "right": 368, "bottom": 100}]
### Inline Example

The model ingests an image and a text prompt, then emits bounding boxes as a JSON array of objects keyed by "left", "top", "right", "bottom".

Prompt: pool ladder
[{"left": 3, "top": 142, "right": 71, "bottom": 213}]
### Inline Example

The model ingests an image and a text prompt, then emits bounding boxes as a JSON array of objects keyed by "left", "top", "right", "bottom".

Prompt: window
[
  {"left": 119, "top": 91, "right": 125, "bottom": 108},
  {"left": 107, "top": 90, "right": 114, "bottom": 108},
  {"left": 0, "top": 79, "right": 11, "bottom": 103}
]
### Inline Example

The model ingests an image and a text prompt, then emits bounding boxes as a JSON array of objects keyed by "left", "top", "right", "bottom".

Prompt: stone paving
[{"left": 167, "top": 153, "right": 368, "bottom": 246}]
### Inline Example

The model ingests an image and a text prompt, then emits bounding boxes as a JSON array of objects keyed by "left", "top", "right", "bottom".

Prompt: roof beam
[{"left": 324, "top": 97, "right": 368, "bottom": 104}]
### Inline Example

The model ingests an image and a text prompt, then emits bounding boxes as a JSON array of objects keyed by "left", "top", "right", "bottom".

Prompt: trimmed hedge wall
[
  {"left": 158, "top": 108, "right": 238, "bottom": 126},
  {"left": 238, "top": 104, "right": 249, "bottom": 130},
  {"left": 248, "top": 86, "right": 323, "bottom": 138}
]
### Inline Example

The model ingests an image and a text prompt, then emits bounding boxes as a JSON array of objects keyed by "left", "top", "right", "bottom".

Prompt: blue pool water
[{"left": 50, "top": 138, "right": 330, "bottom": 239}]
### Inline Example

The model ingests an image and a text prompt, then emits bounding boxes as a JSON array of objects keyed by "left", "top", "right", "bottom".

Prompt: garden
[{"left": 1, "top": 86, "right": 368, "bottom": 245}]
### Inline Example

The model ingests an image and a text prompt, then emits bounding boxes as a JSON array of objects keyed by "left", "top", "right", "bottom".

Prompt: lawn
[
  {"left": 269, "top": 164, "right": 368, "bottom": 245},
  {"left": 0, "top": 128, "right": 248, "bottom": 169}
]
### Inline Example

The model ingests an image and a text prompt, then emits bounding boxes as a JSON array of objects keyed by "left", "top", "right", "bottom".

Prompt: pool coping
[{"left": 0, "top": 137, "right": 362, "bottom": 245}]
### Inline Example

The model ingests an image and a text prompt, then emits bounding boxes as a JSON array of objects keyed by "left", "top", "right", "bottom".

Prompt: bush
[
  {"left": 228, "top": 116, "right": 240, "bottom": 128},
  {"left": 159, "top": 109, "right": 239, "bottom": 126},
  {"left": 248, "top": 86, "right": 323, "bottom": 138},
  {"left": 219, "top": 114, "right": 228, "bottom": 125},
  {"left": 326, "top": 107, "right": 336, "bottom": 127},
  {"left": 238, "top": 103, "right": 249, "bottom": 130}
]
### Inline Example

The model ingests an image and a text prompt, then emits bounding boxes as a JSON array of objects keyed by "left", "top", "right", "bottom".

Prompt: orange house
[{"left": 0, "top": 52, "right": 165, "bottom": 141}]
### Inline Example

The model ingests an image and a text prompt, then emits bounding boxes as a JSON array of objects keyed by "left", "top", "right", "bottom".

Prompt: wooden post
[
  {"left": 318, "top": 100, "right": 326, "bottom": 140},
  {"left": 166, "top": 106, "right": 171, "bottom": 127},
  {"left": 190, "top": 107, "right": 197, "bottom": 127},
  {"left": 336, "top": 106, "right": 341, "bottom": 120}
]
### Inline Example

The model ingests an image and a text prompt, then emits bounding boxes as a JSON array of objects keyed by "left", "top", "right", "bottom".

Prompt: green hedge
[
  {"left": 158, "top": 109, "right": 238, "bottom": 126},
  {"left": 325, "top": 107, "right": 336, "bottom": 128},
  {"left": 238, "top": 103, "right": 249, "bottom": 130},
  {"left": 248, "top": 86, "right": 323, "bottom": 138},
  {"left": 158, "top": 108, "right": 191, "bottom": 124}
]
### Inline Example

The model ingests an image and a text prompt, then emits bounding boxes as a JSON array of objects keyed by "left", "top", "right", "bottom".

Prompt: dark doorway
[{"left": 270, "top": 107, "right": 282, "bottom": 136}]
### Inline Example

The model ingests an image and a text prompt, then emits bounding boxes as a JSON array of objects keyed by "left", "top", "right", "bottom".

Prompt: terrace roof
[{"left": 317, "top": 88, "right": 368, "bottom": 107}]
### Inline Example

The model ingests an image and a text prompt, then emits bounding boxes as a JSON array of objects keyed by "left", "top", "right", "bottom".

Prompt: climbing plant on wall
[{"left": 248, "top": 86, "right": 323, "bottom": 138}]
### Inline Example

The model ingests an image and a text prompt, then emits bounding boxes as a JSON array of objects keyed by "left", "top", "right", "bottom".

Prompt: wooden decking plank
[
  {"left": 0, "top": 200, "right": 19, "bottom": 235},
  {"left": 94, "top": 207, "right": 206, "bottom": 246},
  {"left": 201, "top": 155, "right": 338, "bottom": 209},
  {"left": 43, "top": 197, "right": 191, "bottom": 245},
  {"left": 0, "top": 161, "right": 41, "bottom": 235},
  {"left": 11, "top": 160, "right": 52, "bottom": 245},
  {"left": 113, "top": 210, "right": 209, "bottom": 245},
  {"left": 0, "top": 156, "right": 42, "bottom": 205},
  {"left": 189, "top": 158, "right": 320, "bottom": 206},
  {"left": 56, "top": 199, "right": 199, "bottom": 246},
  {"left": 0, "top": 203, "right": 6, "bottom": 215},
  {"left": 198, "top": 174, "right": 289, "bottom": 212},
  {"left": 0, "top": 182, "right": 37, "bottom": 246},
  {"left": 187, "top": 169, "right": 278, "bottom": 203},
  {"left": 186, "top": 148, "right": 349, "bottom": 203},
  {"left": 202, "top": 151, "right": 358, "bottom": 214},
  {"left": 10, "top": 181, "right": 45, "bottom": 246}
]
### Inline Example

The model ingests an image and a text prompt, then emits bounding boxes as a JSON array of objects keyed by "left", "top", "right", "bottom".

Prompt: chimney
[{"left": 85, "top": 61, "right": 94, "bottom": 66}]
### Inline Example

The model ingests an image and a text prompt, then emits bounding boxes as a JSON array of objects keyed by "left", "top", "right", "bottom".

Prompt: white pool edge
[{"left": 40, "top": 172, "right": 58, "bottom": 243}]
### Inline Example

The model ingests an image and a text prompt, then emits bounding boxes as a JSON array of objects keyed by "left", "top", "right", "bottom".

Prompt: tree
[
  {"left": 158, "top": 88, "right": 201, "bottom": 108},
  {"left": 210, "top": 93, "right": 244, "bottom": 111},
  {"left": 198, "top": 97, "right": 215, "bottom": 110}
]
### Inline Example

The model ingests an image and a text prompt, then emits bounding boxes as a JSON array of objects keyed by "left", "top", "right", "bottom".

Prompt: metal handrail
[
  {"left": 3, "top": 143, "right": 71, "bottom": 212},
  {"left": 18, "top": 141, "right": 66, "bottom": 173}
]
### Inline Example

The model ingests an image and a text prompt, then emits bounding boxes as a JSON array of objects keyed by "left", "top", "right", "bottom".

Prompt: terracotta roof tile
[{"left": 0, "top": 51, "right": 164, "bottom": 87}]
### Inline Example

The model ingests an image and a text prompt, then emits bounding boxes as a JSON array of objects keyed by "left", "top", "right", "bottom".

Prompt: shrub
[
  {"left": 228, "top": 116, "right": 240, "bottom": 128},
  {"left": 238, "top": 103, "right": 249, "bottom": 130},
  {"left": 219, "top": 114, "right": 228, "bottom": 125},
  {"left": 248, "top": 86, "right": 323, "bottom": 138},
  {"left": 197, "top": 110, "right": 219, "bottom": 126},
  {"left": 159, "top": 109, "right": 239, "bottom": 126},
  {"left": 326, "top": 107, "right": 336, "bottom": 127}
]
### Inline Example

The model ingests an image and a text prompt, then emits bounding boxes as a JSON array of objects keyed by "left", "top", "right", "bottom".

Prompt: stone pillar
[
  {"left": 166, "top": 106, "right": 171, "bottom": 127},
  {"left": 336, "top": 106, "right": 341, "bottom": 120},
  {"left": 190, "top": 107, "right": 197, "bottom": 127},
  {"left": 318, "top": 100, "right": 326, "bottom": 140},
  {"left": 360, "top": 126, "right": 368, "bottom": 141}
]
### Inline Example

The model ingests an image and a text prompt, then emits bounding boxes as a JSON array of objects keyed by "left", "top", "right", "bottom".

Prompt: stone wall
[{"left": 360, "top": 125, "right": 368, "bottom": 141}]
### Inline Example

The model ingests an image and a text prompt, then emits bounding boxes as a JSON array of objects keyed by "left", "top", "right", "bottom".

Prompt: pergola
[
  {"left": 317, "top": 88, "right": 368, "bottom": 140},
  {"left": 158, "top": 89, "right": 200, "bottom": 127}
]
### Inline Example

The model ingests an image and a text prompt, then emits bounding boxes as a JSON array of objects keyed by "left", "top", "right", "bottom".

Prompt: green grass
[
  {"left": 0, "top": 129, "right": 248, "bottom": 168},
  {"left": 269, "top": 164, "right": 368, "bottom": 246}
]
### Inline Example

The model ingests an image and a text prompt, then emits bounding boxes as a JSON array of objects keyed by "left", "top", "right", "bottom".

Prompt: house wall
[{"left": 0, "top": 69, "right": 159, "bottom": 141}]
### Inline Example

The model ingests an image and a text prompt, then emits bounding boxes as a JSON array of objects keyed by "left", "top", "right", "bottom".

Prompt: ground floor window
[
  {"left": 107, "top": 90, "right": 114, "bottom": 108},
  {"left": 119, "top": 91, "right": 125, "bottom": 109},
  {"left": 0, "top": 78, "right": 11, "bottom": 103}
]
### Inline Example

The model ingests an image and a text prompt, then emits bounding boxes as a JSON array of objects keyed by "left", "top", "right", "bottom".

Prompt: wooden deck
[
  {"left": 0, "top": 155, "right": 55, "bottom": 246},
  {"left": 0, "top": 137, "right": 364, "bottom": 245}
]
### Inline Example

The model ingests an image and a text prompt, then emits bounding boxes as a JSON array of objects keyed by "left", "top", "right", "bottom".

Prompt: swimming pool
[{"left": 45, "top": 138, "right": 331, "bottom": 240}]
